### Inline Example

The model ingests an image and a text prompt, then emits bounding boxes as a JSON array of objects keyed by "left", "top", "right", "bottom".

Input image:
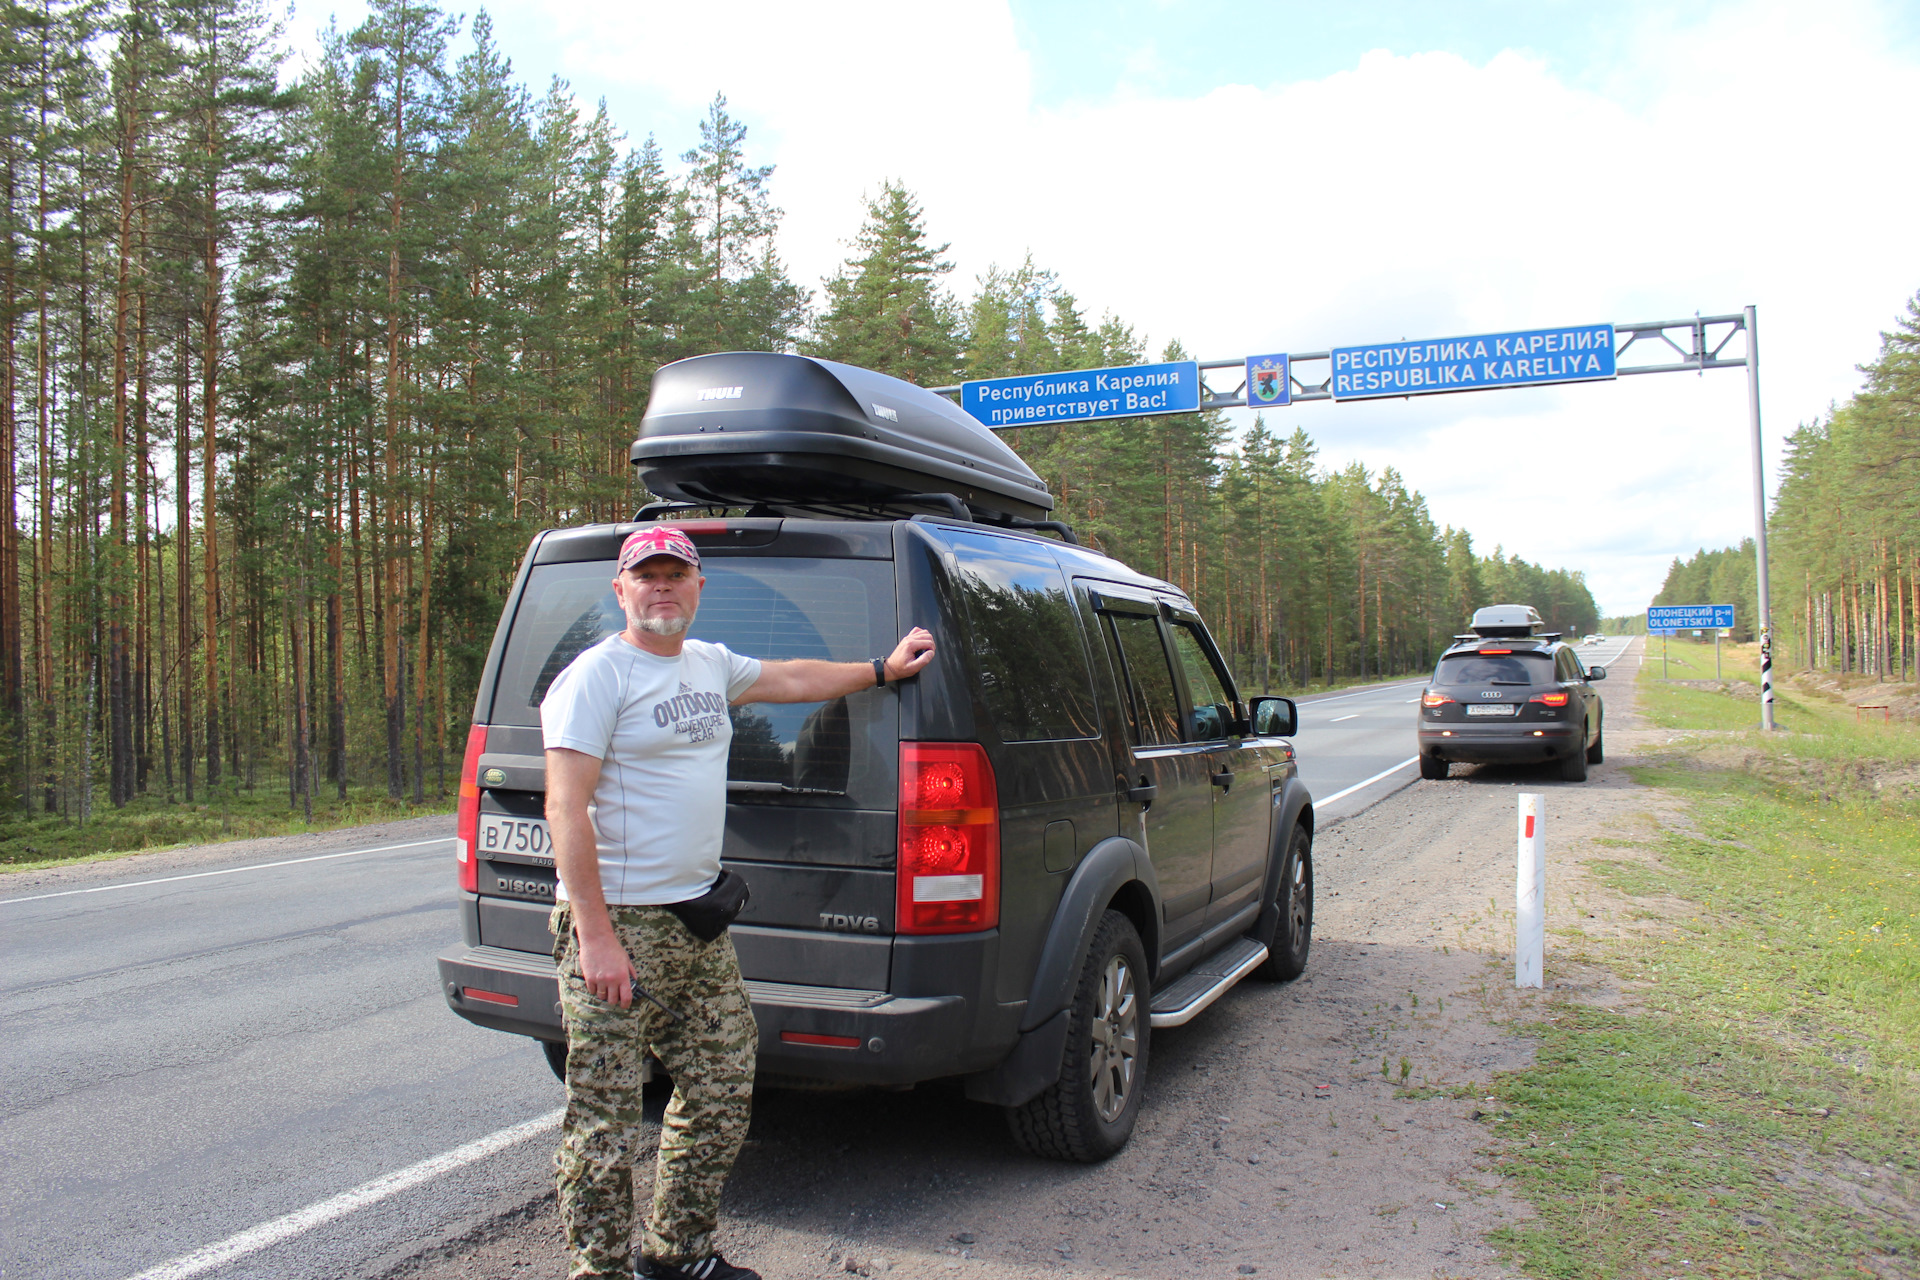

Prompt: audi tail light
[
  {"left": 896, "top": 742, "right": 999, "bottom": 934},
  {"left": 456, "top": 723, "right": 487, "bottom": 893},
  {"left": 1422, "top": 690, "right": 1455, "bottom": 707},
  {"left": 1479, "top": 648, "right": 1513, "bottom": 655},
  {"left": 1529, "top": 691, "right": 1570, "bottom": 707}
]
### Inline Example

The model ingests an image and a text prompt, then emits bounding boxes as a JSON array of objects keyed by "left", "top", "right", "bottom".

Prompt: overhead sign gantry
[{"left": 936, "top": 308, "right": 1779, "bottom": 730}]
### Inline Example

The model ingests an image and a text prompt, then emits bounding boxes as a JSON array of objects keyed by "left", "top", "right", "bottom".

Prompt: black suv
[
  {"left": 438, "top": 352, "right": 1315, "bottom": 1161},
  {"left": 1416, "top": 604, "right": 1605, "bottom": 782}
]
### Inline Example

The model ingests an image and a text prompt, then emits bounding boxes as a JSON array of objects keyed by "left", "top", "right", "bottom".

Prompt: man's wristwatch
[{"left": 872, "top": 658, "right": 887, "bottom": 687}]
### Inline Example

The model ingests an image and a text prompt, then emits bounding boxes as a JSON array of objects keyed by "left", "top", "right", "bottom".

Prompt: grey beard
[{"left": 637, "top": 614, "right": 690, "bottom": 636}]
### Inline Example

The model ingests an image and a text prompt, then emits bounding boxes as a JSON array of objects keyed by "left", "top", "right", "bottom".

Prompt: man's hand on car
[{"left": 884, "top": 627, "right": 936, "bottom": 682}]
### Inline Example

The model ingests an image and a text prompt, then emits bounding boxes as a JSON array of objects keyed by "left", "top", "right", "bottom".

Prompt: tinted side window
[
  {"left": 1171, "top": 624, "right": 1233, "bottom": 741},
  {"left": 1103, "top": 614, "right": 1182, "bottom": 746},
  {"left": 943, "top": 532, "right": 1100, "bottom": 742}
]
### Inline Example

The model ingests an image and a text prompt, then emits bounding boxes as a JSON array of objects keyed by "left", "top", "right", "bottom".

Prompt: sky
[{"left": 291, "top": 0, "right": 1920, "bottom": 617}]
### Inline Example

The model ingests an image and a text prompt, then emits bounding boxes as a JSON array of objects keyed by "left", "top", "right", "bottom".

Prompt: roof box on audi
[
  {"left": 1470, "top": 604, "right": 1547, "bottom": 638},
  {"left": 631, "top": 352, "right": 1054, "bottom": 522}
]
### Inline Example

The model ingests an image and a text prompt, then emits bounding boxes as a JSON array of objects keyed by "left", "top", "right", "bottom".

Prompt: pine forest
[
  {"left": 0, "top": 0, "right": 1601, "bottom": 844},
  {"left": 1664, "top": 295, "right": 1920, "bottom": 682}
]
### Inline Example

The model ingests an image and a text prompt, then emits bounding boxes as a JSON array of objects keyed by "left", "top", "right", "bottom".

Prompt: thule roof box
[
  {"left": 630, "top": 352, "right": 1055, "bottom": 524},
  {"left": 1470, "top": 604, "right": 1548, "bottom": 638}
]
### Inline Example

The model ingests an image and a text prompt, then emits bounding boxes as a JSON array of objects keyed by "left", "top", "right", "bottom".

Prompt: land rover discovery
[{"left": 437, "top": 352, "right": 1317, "bottom": 1162}]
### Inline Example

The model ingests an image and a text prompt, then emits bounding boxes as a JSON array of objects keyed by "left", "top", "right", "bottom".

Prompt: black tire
[
  {"left": 541, "top": 1038, "right": 568, "bottom": 1082},
  {"left": 1586, "top": 718, "right": 1605, "bottom": 764},
  {"left": 1419, "top": 753, "right": 1449, "bottom": 780},
  {"left": 1252, "top": 823, "right": 1313, "bottom": 981},
  {"left": 1006, "top": 910, "right": 1150, "bottom": 1162},
  {"left": 1558, "top": 736, "right": 1589, "bottom": 782}
]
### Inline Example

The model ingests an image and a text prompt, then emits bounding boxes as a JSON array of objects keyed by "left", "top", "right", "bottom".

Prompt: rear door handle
[
  {"left": 1125, "top": 781, "right": 1158, "bottom": 806},
  {"left": 1211, "top": 769, "right": 1233, "bottom": 790}
]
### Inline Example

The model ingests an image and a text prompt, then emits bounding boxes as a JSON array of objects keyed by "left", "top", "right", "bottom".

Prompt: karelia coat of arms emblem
[{"left": 1250, "top": 358, "right": 1286, "bottom": 403}]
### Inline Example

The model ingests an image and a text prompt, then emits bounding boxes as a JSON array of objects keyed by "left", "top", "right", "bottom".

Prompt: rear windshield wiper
[
  {"left": 1488, "top": 680, "right": 1532, "bottom": 685},
  {"left": 726, "top": 780, "right": 848, "bottom": 796}
]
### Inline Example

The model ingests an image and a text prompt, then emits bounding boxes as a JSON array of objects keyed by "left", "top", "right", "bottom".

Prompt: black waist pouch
[{"left": 664, "top": 870, "right": 751, "bottom": 943}]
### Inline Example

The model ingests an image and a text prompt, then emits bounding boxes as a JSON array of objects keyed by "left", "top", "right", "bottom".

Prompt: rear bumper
[
  {"left": 1418, "top": 720, "right": 1581, "bottom": 762},
  {"left": 437, "top": 935, "right": 1016, "bottom": 1087}
]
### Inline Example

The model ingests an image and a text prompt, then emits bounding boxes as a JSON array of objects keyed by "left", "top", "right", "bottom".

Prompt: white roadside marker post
[{"left": 1517, "top": 793, "right": 1545, "bottom": 988}]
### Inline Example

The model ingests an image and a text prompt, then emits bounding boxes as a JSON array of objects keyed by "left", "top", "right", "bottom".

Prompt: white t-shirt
[{"left": 540, "top": 635, "right": 762, "bottom": 906}]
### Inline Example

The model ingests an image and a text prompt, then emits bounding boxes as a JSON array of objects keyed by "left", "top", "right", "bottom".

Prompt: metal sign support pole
[{"left": 1745, "top": 305, "right": 1776, "bottom": 730}]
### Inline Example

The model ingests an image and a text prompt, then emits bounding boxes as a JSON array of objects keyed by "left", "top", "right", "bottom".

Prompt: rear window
[
  {"left": 942, "top": 531, "right": 1100, "bottom": 742},
  {"left": 492, "top": 557, "right": 895, "bottom": 791},
  {"left": 1434, "top": 651, "right": 1556, "bottom": 686}
]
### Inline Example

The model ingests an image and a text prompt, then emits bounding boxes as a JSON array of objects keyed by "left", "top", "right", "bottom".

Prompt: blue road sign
[
  {"left": 1648, "top": 604, "right": 1736, "bottom": 631},
  {"left": 1330, "top": 323, "right": 1616, "bottom": 401},
  {"left": 1245, "top": 353, "right": 1290, "bottom": 408},
  {"left": 961, "top": 360, "right": 1200, "bottom": 428}
]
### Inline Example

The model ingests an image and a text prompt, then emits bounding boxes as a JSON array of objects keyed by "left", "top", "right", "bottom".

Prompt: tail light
[
  {"left": 456, "top": 723, "right": 487, "bottom": 893},
  {"left": 896, "top": 742, "right": 999, "bottom": 934},
  {"left": 1529, "top": 691, "right": 1570, "bottom": 707},
  {"left": 1422, "top": 690, "right": 1455, "bottom": 707},
  {"left": 1478, "top": 648, "right": 1513, "bottom": 655}
]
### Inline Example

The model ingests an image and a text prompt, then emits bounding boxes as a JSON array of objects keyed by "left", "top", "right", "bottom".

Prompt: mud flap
[{"left": 963, "top": 1006, "right": 1071, "bottom": 1107}]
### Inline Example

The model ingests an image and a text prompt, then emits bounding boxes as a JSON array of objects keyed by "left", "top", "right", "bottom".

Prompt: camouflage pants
[{"left": 551, "top": 902, "right": 758, "bottom": 1279}]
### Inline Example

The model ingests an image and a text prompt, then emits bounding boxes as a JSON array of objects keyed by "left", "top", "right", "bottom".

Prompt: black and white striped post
[{"left": 1744, "top": 306, "right": 1777, "bottom": 731}]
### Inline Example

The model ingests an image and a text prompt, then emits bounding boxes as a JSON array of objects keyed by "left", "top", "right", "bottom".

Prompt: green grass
[
  {"left": 0, "top": 782, "right": 454, "bottom": 873},
  {"left": 1484, "top": 647, "right": 1920, "bottom": 1277}
]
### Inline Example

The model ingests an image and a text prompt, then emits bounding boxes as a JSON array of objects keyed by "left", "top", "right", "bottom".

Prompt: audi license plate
[
  {"left": 479, "top": 814, "right": 553, "bottom": 859},
  {"left": 1466, "top": 704, "right": 1518, "bottom": 717}
]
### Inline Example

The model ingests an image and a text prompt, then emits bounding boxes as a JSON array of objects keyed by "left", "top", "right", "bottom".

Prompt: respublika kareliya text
[{"left": 1330, "top": 325, "right": 1616, "bottom": 400}]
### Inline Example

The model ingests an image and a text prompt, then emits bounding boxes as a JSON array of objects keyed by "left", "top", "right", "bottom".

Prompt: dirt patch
[
  {"left": 384, "top": 644, "right": 1690, "bottom": 1280},
  {"left": 1787, "top": 672, "right": 1920, "bottom": 722}
]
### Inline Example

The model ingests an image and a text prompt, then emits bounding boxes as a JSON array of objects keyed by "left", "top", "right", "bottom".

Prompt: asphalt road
[
  {"left": 0, "top": 638, "right": 1642, "bottom": 1279},
  {"left": 0, "top": 823, "right": 554, "bottom": 1280},
  {"left": 1287, "top": 633, "right": 1639, "bottom": 824}
]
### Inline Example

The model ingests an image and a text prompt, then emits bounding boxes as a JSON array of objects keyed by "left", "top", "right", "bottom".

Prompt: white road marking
[
  {"left": 1292, "top": 679, "right": 1427, "bottom": 706},
  {"left": 123, "top": 1109, "right": 565, "bottom": 1280},
  {"left": 0, "top": 838, "right": 453, "bottom": 907},
  {"left": 1317, "top": 757, "right": 1421, "bottom": 806},
  {"left": 1329, "top": 714, "right": 1359, "bottom": 722}
]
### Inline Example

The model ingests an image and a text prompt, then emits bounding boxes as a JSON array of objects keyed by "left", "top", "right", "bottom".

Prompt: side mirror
[
  {"left": 1249, "top": 695, "right": 1297, "bottom": 737},
  {"left": 1586, "top": 665, "right": 1606, "bottom": 681}
]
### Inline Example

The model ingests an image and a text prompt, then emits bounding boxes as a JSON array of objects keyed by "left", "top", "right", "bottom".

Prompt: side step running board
[{"left": 1148, "top": 937, "right": 1268, "bottom": 1028}]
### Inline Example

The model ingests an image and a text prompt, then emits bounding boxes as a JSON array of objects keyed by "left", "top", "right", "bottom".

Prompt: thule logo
[
  {"left": 696, "top": 385, "right": 743, "bottom": 401},
  {"left": 819, "top": 913, "right": 882, "bottom": 933}
]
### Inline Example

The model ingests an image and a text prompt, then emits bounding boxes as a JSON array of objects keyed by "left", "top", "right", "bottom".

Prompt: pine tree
[{"left": 810, "top": 180, "right": 958, "bottom": 385}]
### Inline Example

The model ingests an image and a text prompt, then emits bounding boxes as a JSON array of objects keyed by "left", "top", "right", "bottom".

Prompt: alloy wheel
[{"left": 1088, "top": 953, "right": 1140, "bottom": 1122}]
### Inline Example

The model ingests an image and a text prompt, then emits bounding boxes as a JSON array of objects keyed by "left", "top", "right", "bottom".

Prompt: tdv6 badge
[{"left": 819, "top": 913, "right": 882, "bottom": 933}]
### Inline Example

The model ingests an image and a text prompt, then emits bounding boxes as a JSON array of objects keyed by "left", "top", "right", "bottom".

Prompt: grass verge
[
  {"left": 1485, "top": 653, "right": 1920, "bottom": 1278},
  {"left": 0, "top": 783, "right": 454, "bottom": 873}
]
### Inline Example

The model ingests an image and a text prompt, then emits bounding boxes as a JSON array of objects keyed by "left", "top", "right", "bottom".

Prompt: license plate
[
  {"left": 1466, "top": 704, "right": 1518, "bottom": 717},
  {"left": 479, "top": 814, "right": 553, "bottom": 859}
]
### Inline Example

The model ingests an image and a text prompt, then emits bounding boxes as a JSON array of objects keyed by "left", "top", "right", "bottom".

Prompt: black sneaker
[{"left": 639, "top": 1254, "right": 760, "bottom": 1280}]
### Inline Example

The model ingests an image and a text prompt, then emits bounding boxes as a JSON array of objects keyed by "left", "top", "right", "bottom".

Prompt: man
[{"left": 542, "top": 525, "right": 934, "bottom": 1280}]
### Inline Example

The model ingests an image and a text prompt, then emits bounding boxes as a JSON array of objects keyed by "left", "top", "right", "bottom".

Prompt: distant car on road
[{"left": 1417, "top": 604, "right": 1606, "bottom": 782}]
